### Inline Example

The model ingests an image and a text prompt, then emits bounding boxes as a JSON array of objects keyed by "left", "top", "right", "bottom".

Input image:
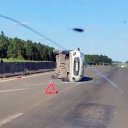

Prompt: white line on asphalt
[
  {"left": 100, "top": 75, "right": 124, "bottom": 94},
  {"left": 0, "top": 88, "right": 30, "bottom": 93},
  {"left": 93, "top": 73, "right": 101, "bottom": 77},
  {"left": 26, "top": 82, "right": 80, "bottom": 112},
  {"left": 75, "top": 82, "right": 83, "bottom": 86},
  {"left": 92, "top": 67, "right": 124, "bottom": 94},
  {"left": 31, "top": 80, "right": 55, "bottom": 86},
  {"left": 76, "top": 81, "right": 94, "bottom": 86},
  {"left": 0, "top": 113, "right": 24, "bottom": 127},
  {"left": 0, "top": 71, "right": 54, "bottom": 83},
  {"left": 0, "top": 81, "right": 82, "bottom": 125}
]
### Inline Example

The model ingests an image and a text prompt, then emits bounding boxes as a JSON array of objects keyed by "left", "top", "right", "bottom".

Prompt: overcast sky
[{"left": 0, "top": 0, "right": 128, "bottom": 62}]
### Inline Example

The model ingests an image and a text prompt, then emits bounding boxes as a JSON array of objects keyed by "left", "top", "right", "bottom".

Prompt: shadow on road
[{"left": 80, "top": 76, "right": 93, "bottom": 82}]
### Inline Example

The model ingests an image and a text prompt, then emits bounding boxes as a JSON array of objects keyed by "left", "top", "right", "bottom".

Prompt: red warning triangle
[
  {"left": 44, "top": 83, "right": 57, "bottom": 94},
  {"left": 16, "top": 76, "right": 21, "bottom": 80}
]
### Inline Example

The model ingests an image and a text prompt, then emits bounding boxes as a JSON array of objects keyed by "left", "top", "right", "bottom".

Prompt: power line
[{"left": 0, "top": 14, "right": 65, "bottom": 50}]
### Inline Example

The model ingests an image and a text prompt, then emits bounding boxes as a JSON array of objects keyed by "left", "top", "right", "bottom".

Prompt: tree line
[
  {"left": 0, "top": 31, "right": 113, "bottom": 64},
  {"left": 0, "top": 31, "right": 55, "bottom": 61},
  {"left": 85, "top": 54, "right": 112, "bottom": 65}
]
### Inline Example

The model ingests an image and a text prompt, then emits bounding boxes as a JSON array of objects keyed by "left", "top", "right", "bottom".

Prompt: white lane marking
[
  {"left": 75, "top": 81, "right": 93, "bottom": 86},
  {"left": 59, "top": 82, "right": 73, "bottom": 85},
  {"left": 0, "top": 71, "right": 54, "bottom": 83},
  {"left": 93, "top": 73, "right": 101, "bottom": 77},
  {"left": 100, "top": 76, "right": 124, "bottom": 94},
  {"left": 0, "top": 113, "right": 24, "bottom": 127},
  {"left": 33, "top": 82, "right": 85, "bottom": 117},
  {"left": 25, "top": 84, "right": 77, "bottom": 112},
  {"left": 0, "top": 80, "right": 88, "bottom": 126},
  {"left": 26, "top": 83, "right": 80, "bottom": 111},
  {"left": 75, "top": 82, "right": 83, "bottom": 86},
  {"left": 0, "top": 81, "right": 83, "bottom": 125},
  {"left": 92, "top": 67, "right": 124, "bottom": 94},
  {"left": 0, "top": 88, "right": 30, "bottom": 93},
  {"left": 31, "top": 80, "right": 55, "bottom": 86},
  {"left": 0, "top": 81, "right": 84, "bottom": 125}
]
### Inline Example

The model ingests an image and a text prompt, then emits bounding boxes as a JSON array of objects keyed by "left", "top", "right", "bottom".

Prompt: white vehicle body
[
  {"left": 69, "top": 50, "right": 84, "bottom": 82},
  {"left": 54, "top": 50, "right": 84, "bottom": 82}
]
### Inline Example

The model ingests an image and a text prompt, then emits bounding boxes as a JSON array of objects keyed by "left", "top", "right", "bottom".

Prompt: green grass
[
  {"left": 3, "top": 58, "right": 28, "bottom": 62},
  {"left": 2, "top": 58, "right": 50, "bottom": 62}
]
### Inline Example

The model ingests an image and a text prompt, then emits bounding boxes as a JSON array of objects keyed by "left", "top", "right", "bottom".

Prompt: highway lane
[
  {"left": 0, "top": 72, "right": 75, "bottom": 120},
  {"left": 0, "top": 66, "right": 128, "bottom": 128}
]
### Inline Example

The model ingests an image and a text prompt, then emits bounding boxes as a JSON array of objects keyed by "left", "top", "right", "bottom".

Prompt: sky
[{"left": 0, "top": 0, "right": 128, "bottom": 62}]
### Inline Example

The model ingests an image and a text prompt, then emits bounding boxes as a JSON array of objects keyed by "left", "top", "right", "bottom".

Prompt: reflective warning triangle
[{"left": 44, "top": 83, "right": 57, "bottom": 94}]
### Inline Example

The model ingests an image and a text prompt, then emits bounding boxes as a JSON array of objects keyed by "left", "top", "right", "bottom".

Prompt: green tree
[
  {"left": 85, "top": 54, "right": 112, "bottom": 65},
  {"left": 32, "top": 42, "right": 40, "bottom": 61},
  {"left": 7, "top": 38, "right": 25, "bottom": 59},
  {"left": 0, "top": 31, "right": 9, "bottom": 58},
  {"left": 24, "top": 40, "right": 34, "bottom": 60},
  {"left": 0, "top": 31, "right": 55, "bottom": 61}
]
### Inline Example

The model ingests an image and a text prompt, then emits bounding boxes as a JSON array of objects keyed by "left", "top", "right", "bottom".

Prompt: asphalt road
[{"left": 0, "top": 66, "right": 128, "bottom": 128}]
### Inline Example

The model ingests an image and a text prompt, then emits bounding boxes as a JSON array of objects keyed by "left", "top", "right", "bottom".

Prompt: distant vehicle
[
  {"left": 121, "top": 65, "right": 125, "bottom": 68},
  {"left": 53, "top": 49, "right": 85, "bottom": 82}
]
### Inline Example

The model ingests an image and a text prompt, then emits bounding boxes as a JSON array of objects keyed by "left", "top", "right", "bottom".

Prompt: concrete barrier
[{"left": 0, "top": 62, "right": 55, "bottom": 78}]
